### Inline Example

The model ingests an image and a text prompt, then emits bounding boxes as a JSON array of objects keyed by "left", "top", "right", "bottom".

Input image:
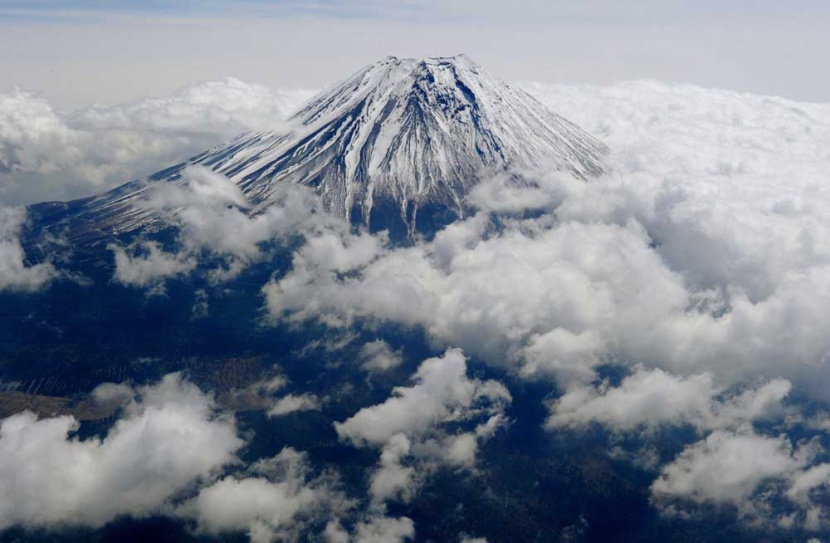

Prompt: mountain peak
[
  {"left": 28, "top": 56, "right": 608, "bottom": 241},
  {"left": 229, "top": 54, "right": 607, "bottom": 230}
]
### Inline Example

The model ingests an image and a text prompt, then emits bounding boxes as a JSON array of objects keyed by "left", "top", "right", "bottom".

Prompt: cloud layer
[
  {"left": 265, "top": 79, "right": 830, "bottom": 398},
  {"left": 0, "top": 80, "right": 312, "bottom": 205}
]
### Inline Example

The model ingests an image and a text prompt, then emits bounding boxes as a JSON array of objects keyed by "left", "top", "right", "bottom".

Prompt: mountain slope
[{"left": 27, "top": 55, "right": 607, "bottom": 241}]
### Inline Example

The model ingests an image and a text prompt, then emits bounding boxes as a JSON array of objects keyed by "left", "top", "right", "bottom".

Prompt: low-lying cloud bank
[{"left": 0, "top": 79, "right": 312, "bottom": 205}]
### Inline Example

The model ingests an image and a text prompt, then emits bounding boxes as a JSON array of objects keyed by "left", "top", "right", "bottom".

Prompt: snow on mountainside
[{"left": 27, "top": 55, "right": 607, "bottom": 241}]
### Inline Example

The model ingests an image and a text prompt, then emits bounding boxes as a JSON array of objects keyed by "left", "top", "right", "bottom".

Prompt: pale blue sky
[
  {"left": 1, "top": 0, "right": 828, "bottom": 108},
  {"left": 1, "top": 0, "right": 824, "bottom": 23}
]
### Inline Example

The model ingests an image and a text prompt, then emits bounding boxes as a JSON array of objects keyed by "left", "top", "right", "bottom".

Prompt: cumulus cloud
[
  {"left": 335, "top": 348, "right": 510, "bottom": 447},
  {"left": 352, "top": 516, "right": 415, "bottom": 543},
  {"left": 227, "top": 375, "right": 321, "bottom": 419},
  {"left": 182, "top": 448, "right": 345, "bottom": 543},
  {"left": 267, "top": 394, "right": 320, "bottom": 417},
  {"left": 369, "top": 434, "right": 416, "bottom": 503},
  {"left": 70, "top": 78, "right": 310, "bottom": 136},
  {"left": 110, "top": 240, "right": 196, "bottom": 291},
  {"left": 0, "top": 373, "right": 242, "bottom": 529},
  {"left": 264, "top": 213, "right": 689, "bottom": 386},
  {"left": 524, "top": 82, "right": 830, "bottom": 396},
  {"left": 325, "top": 516, "right": 414, "bottom": 543},
  {"left": 264, "top": 194, "right": 830, "bottom": 397},
  {"left": 327, "top": 516, "right": 417, "bottom": 543},
  {"left": 359, "top": 340, "right": 403, "bottom": 372},
  {"left": 146, "top": 166, "right": 325, "bottom": 258},
  {"left": 244, "top": 376, "right": 288, "bottom": 396},
  {"left": 0, "top": 81, "right": 312, "bottom": 205},
  {"left": 547, "top": 366, "right": 791, "bottom": 432},
  {"left": 0, "top": 207, "right": 57, "bottom": 291},
  {"left": 652, "top": 429, "right": 800, "bottom": 503},
  {"left": 0, "top": 373, "right": 351, "bottom": 541},
  {"left": 111, "top": 165, "right": 328, "bottom": 286},
  {"left": 649, "top": 428, "right": 830, "bottom": 528},
  {"left": 335, "top": 349, "right": 510, "bottom": 503},
  {"left": 544, "top": 362, "right": 830, "bottom": 528}
]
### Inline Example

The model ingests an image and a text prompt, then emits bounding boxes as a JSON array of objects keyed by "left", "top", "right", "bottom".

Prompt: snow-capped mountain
[{"left": 28, "top": 55, "right": 607, "bottom": 241}]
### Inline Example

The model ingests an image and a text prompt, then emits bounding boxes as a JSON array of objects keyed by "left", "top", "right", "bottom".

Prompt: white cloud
[
  {"left": 325, "top": 520, "right": 351, "bottom": 543},
  {"left": 0, "top": 81, "right": 312, "bottom": 205},
  {"left": 524, "top": 80, "right": 830, "bottom": 301},
  {"left": 648, "top": 427, "right": 830, "bottom": 529},
  {"left": 369, "top": 434, "right": 415, "bottom": 503},
  {"left": 267, "top": 394, "right": 320, "bottom": 417},
  {"left": 787, "top": 463, "right": 830, "bottom": 505},
  {"left": 264, "top": 228, "right": 391, "bottom": 327},
  {"left": 142, "top": 165, "right": 325, "bottom": 261},
  {"left": 255, "top": 376, "right": 288, "bottom": 394},
  {"left": 110, "top": 240, "right": 196, "bottom": 291},
  {"left": 353, "top": 516, "right": 415, "bottom": 543},
  {"left": 111, "top": 165, "right": 329, "bottom": 287},
  {"left": 0, "top": 373, "right": 242, "bottom": 529},
  {"left": 0, "top": 373, "right": 352, "bottom": 540},
  {"left": 335, "top": 348, "right": 510, "bottom": 447},
  {"left": 359, "top": 340, "right": 403, "bottom": 372},
  {"left": 183, "top": 448, "right": 344, "bottom": 543},
  {"left": 69, "top": 78, "right": 309, "bottom": 136},
  {"left": 0, "top": 207, "right": 57, "bottom": 291},
  {"left": 467, "top": 171, "right": 568, "bottom": 214},
  {"left": 228, "top": 375, "right": 322, "bottom": 420},
  {"left": 190, "top": 477, "right": 315, "bottom": 542},
  {"left": 264, "top": 215, "right": 689, "bottom": 387},
  {"left": 324, "top": 515, "right": 415, "bottom": 543},
  {"left": 651, "top": 429, "right": 804, "bottom": 508},
  {"left": 90, "top": 382, "right": 134, "bottom": 405},
  {"left": 547, "top": 366, "right": 791, "bottom": 432},
  {"left": 335, "top": 349, "right": 510, "bottom": 504}
]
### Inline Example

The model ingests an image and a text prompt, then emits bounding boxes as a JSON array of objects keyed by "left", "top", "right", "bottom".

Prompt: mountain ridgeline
[{"left": 27, "top": 55, "right": 607, "bottom": 242}]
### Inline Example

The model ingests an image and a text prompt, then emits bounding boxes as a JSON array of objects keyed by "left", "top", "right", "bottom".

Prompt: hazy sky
[{"left": 1, "top": 0, "right": 828, "bottom": 109}]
